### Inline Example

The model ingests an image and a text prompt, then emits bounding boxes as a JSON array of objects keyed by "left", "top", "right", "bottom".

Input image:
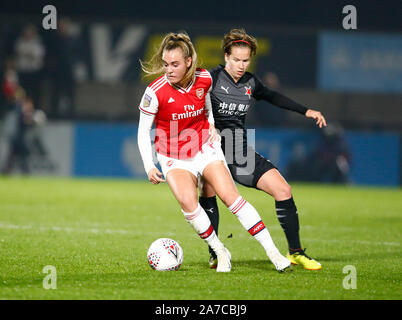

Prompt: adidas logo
[{"left": 168, "top": 97, "right": 175, "bottom": 103}]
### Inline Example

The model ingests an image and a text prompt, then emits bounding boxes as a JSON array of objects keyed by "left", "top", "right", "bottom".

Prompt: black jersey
[{"left": 209, "top": 65, "right": 308, "bottom": 164}]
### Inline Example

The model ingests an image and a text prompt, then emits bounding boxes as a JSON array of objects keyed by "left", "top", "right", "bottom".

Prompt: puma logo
[{"left": 221, "top": 86, "right": 229, "bottom": 94}]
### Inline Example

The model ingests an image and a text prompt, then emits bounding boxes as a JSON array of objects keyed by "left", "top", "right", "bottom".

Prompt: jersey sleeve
[
  {"left": 137, "top": 111, "right": 157, "bottom": 174},
  {"left": 201, "top": 69, "right": 213, "bottom": 93},
  {"left": 253, "top": 76, "right": 308, "bottom": 115},
  {"left": 205, "top": 92, "right": 214, "bottom": 125},
  {"left": 138, "top": 86, "right": 159, "bottom": 116},
  {"left": 202, "top": 70, "right": 214, "bottom": 124}
]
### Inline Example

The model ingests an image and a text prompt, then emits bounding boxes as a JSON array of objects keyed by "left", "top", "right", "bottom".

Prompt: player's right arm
[{"left": 137, "top": 87, "right": 166, "bottom": 184}]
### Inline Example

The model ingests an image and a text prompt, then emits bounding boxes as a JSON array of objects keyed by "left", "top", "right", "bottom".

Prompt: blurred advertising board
[{"left": 318, "top": 31, "right": 402, "bottom": 93}]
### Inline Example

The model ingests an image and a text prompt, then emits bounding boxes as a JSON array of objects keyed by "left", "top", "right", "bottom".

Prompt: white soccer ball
[{"left": 147, "top": 238, "right": 183, "bottom": 271}]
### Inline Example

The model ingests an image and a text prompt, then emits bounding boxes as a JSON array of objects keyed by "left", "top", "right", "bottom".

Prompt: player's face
[
  {"left": 162, "top": 47, "right": 192, "bottom": 87},
  {"left": 224, "top": 46, "right": 252, "bottom": 82}
]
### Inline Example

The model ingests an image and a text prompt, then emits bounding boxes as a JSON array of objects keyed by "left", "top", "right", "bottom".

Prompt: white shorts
[{"left": 157, "top": 141, "right": 227, "bottom": 179}]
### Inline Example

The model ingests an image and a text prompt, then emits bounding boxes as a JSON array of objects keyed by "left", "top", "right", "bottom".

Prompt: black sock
[
  {"left": 199, "top": 196, "right": 219, "bottom": 258},
  {"left": 275, "top": 197, "right": 302, "bottom": 252}
]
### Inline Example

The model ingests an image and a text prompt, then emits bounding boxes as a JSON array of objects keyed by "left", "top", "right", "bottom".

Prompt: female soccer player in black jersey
[{"left": 201, "top": 29, "right": 326, "bottom": 270}]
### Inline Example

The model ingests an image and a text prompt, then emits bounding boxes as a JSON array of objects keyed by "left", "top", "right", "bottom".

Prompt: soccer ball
[{"left": 147, "top": 238, "right": 183, "bottom": 271}]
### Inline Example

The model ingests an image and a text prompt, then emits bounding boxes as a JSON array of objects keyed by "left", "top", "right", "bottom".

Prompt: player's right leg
[
  {"left": 165, "top": 168, "right": 231, "bottom": 272},
  {"left": 229, "top": 149, "right": 321, "bottom": 271}
]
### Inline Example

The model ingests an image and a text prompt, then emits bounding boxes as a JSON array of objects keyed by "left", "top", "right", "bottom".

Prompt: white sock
[
  {"left": 182, "top": 204, "right": 224, "bottom": 253},
  {"left": 229, "top": 196, "right": 279, "bottom": 255}
]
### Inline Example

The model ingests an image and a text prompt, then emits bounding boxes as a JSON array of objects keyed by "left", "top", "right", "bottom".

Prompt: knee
[
  {"left": 220, "top": 192, "right": 240, "bottom": 208},
  {"left": 273, "top": 182, "right": 292, "bottom": 201},
  {"left": 177, "top": 193, "right": 198, "bottom": 213}
]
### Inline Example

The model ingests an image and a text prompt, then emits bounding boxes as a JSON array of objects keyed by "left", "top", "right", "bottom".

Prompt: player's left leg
[
  {"left": 256, "top": 169, "right": 322, "bottom": 270},
  {"left": 199, "top": 178, "right": 219, "bottom": 268},
  {"left": 202, "top": 160, "right": 292, "bottom": 272}
]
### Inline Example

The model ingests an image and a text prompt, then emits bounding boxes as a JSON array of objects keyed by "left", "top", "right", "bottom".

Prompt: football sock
[
  {"left": 182, "top": 203, "right": 224, "bottom": 254},
  {"left": 199, "top": 196, "right": 219, "bottom": 259},
  {"left": 228, "top": 196, "right": 279, "bottom": 255},
  {"left": 275, "top": 197, "right": 302, "bottom": 252}
]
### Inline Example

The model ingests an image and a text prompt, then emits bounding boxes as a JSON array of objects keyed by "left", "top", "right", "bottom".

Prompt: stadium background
[{"left": 0, "top": 0, "right": 401, "bottom": 186}]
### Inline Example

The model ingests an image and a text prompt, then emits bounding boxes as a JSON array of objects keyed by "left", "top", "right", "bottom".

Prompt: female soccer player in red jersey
[
  {"left": 200, "top": 29, "right": 326, "bottom": 270},
  {"left": 137, "top": 32, "right": 292, "bottom": 272}
]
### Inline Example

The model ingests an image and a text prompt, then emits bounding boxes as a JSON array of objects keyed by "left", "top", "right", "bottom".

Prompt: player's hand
[
  {"left": 208, "top": 124, "right": 221, "bottom": 143},
  {"left": 305, "top": 109, "right": 327, "bottom": 128},
  {"left": 147, "top": 168, "right": 166, "bottom": 184}
]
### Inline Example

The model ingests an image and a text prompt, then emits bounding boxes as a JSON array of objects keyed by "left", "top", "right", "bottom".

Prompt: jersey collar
[{"left": 165, "top": 74, "right": 195, "bottom": 93}]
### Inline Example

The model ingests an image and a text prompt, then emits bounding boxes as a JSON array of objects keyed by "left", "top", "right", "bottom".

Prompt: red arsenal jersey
[{"left": 139, "top": 68, "right": 212, "bottom": 159}]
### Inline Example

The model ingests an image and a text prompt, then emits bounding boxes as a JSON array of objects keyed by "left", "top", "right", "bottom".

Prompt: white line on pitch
[{"left": 0, "top": 222, "right": 399, "bottom": 247}]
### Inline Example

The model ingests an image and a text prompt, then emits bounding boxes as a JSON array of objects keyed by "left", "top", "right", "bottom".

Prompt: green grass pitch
[{"left": 0, "top": 177, "right": 401, "bottom": 300}]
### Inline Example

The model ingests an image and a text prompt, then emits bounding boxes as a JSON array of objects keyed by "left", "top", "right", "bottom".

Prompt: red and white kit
[
  {"left": 137, "top": 69, "right": 291, "bottom": 272},
  {"left": 138, "top": 68, "right": 226, "bottom": 177}
]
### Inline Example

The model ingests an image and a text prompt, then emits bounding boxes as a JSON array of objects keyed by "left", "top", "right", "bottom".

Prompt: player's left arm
[
  {"left": 204, "top": 72, "right": 221, "bottom": 143},
  {"left": 205, "top": 92, "right": 220, "bottom": 143},
  {"left": 253, "top": 76, "right": 327, "bottom": 128},
  {"left": 305, "top": 109, "right": 327, "bottom": 128}
]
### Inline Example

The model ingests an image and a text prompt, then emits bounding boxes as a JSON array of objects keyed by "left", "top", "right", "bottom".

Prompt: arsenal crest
[{"left": 196, "top": 88, "right": 204, "bottom": 99}]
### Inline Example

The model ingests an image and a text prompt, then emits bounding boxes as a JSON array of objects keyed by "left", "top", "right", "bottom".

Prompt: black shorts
[{"left": 225, "top": 147, "right": 277, "bottom": 189}]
